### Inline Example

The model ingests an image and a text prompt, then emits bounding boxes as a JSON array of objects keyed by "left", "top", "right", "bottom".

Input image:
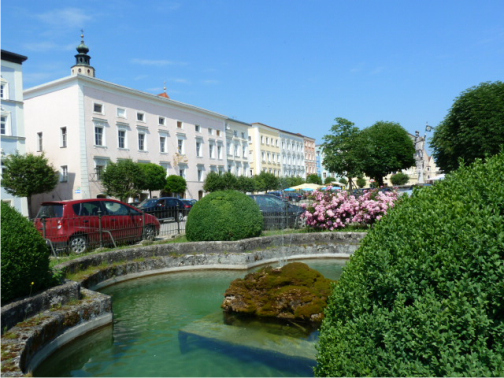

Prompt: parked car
[
  {"left": 268, "top": 191, "right": 286, "bottom": 200},
  {"left": 34, "top": 198, "right": 160, "bottom": 254},
  {"left": 180, "top": 199, "right": 195, "bottom": 214},
  {"left": 284, "top": 192, "right": 303, "bottom": 202},
  {"left": 137, "top": 197, "right": 186, "bottom": 222},
  {"left": 248, "top": 194, "right": 305, "bottom": 230}
]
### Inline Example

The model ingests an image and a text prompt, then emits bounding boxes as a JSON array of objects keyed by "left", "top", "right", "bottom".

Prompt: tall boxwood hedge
[
  {"left": 1, "top": 202, "right": 54, "bottom": 304},
  {"left": 186, "top": 190, "right": 263, "bottom": 241},
  {"left": 316, "top": 152, "right": 504, "bottom": 377}
]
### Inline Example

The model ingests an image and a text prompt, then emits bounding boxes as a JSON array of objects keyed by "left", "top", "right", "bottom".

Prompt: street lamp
[{"left": 415, "top": 123, "right": 433, "bottom": 184}]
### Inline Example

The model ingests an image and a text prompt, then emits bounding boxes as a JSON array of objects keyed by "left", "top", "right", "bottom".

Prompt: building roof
[{"left": 1, "top": 50, "right": 28, "bottom": 64}]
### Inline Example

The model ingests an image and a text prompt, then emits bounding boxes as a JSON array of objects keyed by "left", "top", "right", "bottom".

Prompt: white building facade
[
  {"left": 280, "top": 130, "right": 305, "bottom": 178},
  {"left": 1, "top": 50, "right": 29, "bottom": 216},
  {"left": 23, "top": 39, "right": 235, "bottom": 214},
  {"left": 225, "top": 119, "right": 250, "bottom": 176}
]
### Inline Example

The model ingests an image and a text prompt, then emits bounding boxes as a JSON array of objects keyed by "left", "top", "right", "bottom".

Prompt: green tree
[
  {"left": 221, "top": 172, "right": 238, "bottom": 190},
  {"left": 390, "top": 172, "right": 410, "bottom": 185},
  {"left": 356, "top": 176, "right": 367, "bottom": 188},
  {"left": 324, "top": 176, "right": 336, "bottom": 185},
  {"left": 306, "top": 174, "right": 322, "bottom": 185},
  {"left": 254, "top": 171, "right": 279, "bottom": 192},
  {"left": 322, "top": 117, "right": 364, "bottom": 190},
  {"left": 430, "top": 81, "right": 504, "bottom": 173},
  {"left": 204, "top": 171, "right": 224, "bottom": 192},
  {"left": 1, "top": 152, "right": 59, "bottom": 218},
  {"left": 235, "top": 175, "right": 256, "bottom": 193},
  {"left": 358, "top": 121, "right": 415, "bottom": 186},
  {"left": 101, "top": 159, "right": 145, "bottom": 201},
  {"left": 338, "top": 177, "right": 348, "bottom": 186},
  {"left": 139, "top": 163, "right": 167, "bottom": 198},
  {"left": 164, "top": 175, "right": 187, "bottom": 196}
]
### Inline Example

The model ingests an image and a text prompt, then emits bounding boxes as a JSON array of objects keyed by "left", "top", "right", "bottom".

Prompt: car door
[
  {"left": 71, "top": 201, "right": 105, "bottom": 247},
  {"left": 102, "top": 201, "right": 143, "bottom": 245}
]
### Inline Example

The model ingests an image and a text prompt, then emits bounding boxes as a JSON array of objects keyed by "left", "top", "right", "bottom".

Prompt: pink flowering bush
[{"left": 301, "top": 187, "right": 399, "bottom": 230}]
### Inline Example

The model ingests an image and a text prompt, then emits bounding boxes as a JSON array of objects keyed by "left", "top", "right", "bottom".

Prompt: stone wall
[{"left": 0, "top": 232, "right": 365, "bottom": 376}]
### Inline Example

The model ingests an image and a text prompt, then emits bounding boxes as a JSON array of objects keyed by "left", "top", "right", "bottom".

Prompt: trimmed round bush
[
  {"left": 316, "top": 152, "right": 504, "bottom": 377},
  {"left": 186, "top": 190, "right": 263, "bottom": 241},
  {"left": 1, "top": 202, "right": 54, "bottom": 304}
]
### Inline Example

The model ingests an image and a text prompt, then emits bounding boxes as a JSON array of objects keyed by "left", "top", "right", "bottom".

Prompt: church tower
[{"left": 71, "top": 31, "right": 95, "bottom": 77}]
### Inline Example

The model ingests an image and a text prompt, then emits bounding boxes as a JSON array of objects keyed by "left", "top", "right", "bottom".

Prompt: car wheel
[
  {"left": 144, "top": 225, "right": 156, "bottom": 241},
  {"left": 69, "top": 234, "right": 88, "bottom": 254}
]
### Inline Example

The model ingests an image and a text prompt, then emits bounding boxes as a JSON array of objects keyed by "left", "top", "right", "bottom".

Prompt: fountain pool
[{"left": 34, "top": 259, "right": 346, "bottom": 377}]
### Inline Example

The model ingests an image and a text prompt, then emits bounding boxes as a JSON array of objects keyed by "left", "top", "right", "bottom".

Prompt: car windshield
[
  {"left": 138, "top": 199, "right": 158, "bottom": 208},
  {"left": 36, "top": 204, "right": 63, "bottom": 218}
]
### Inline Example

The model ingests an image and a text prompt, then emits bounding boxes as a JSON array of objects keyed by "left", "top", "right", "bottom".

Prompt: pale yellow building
[{"left": 248, "top": 123, "right": 282, "bottom": 176}]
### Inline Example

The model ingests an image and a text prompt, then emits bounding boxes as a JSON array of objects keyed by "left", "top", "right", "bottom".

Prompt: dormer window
[{"left": 137, "top": 112, "right": 145, "bottom": 122}]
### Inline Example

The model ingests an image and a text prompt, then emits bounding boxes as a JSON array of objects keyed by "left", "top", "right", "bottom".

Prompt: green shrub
[
  {"left": 390, "top": 171, "right": 409, "bottom": 185},
  {"left": 316, "top": 152, "right": 504, "bottom": 377},
  {"left": 185, "top": 190, "right": 263, "bottom": 241},
  {"left": 1, "top": 202, "right": 54, "bottom": 304}
]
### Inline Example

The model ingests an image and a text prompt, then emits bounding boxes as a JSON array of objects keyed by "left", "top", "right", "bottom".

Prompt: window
[
  {"left": 179, "top": 168, "right": 186, "bottom": 178},
  {"left": 0, "top": 116, "right": 7, "bottom": 135},
  {"left": 137, "top": 112, "right": 145, "bottom": 122},
  {"left": 217, "top": 145, "right": 222, "bottom": 159},
  {"left": 117, "top": 107, "right": 126, "bottom": 118},
  {"left": 159, "top": 117, "right": 166, "bottom": 126},
  {"left": 243, "top": 145, "right": 247, "bottom": 157},
  {"left": 209, "top": 143, "right": 215, "bottom": 159},
  {"left": 138, "top": 132, "right": 146, "bottom": 151},
  {"left": 60, "top": 127, "right": 67, "bottom": 148},
  {"left": 177, "top": 139, "right": 184, "bottom": 154},
  {"left": 37, "top": 132, "right": 43, "bottom": 151},
  {"left": 261, "top": 136, "right": 264, "bottom": 144},
  {"left": 94, "top": 127, "right": 104, "bottom": 146},
  {"left": 241, "top": 132, "right": 245, "bottom": 139},
  {"left": 95, "top": 165, "right": 104, "bottom": 180},
  {"left": 60, "top": 165, "right": 68, "bottom": 182},
  {"left": 93, "top": 103, "right": 103, "bottom": 114},
  {"left": 217, "top": 130, "right": 221, "bottom": 137},
  {"left": 233, "top": 130, "right": 238, "bottom": 137},
  {"left": 235, "top": 144, "right": 239, "bottom": 157},
  {"left": 118, "top": 130, "right": 126, "bottom": 149},
  {"left": 198, "top": 169, "right": 203, "bottom": 182},
  {"left": 196, "top": 141, "right": 202, "bottom": 157},
  {"left": 160, "top": 136, "right": 166, "bottom": 153},
  {"left": 0, "top": 81, "right": 7, "bottom": 100},
  {"left": 208, "top": 128, "right": 213, "bottom": 135},
  {"left": 195, "top": 124, "right": 201, "bottom": 132},
  {"left": 177, "top": 121, "right": 182, "bottom": 129}
]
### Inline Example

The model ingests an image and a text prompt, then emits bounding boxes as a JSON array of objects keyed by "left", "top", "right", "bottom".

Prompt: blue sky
[{"left": 3, "top": 0, "right": 503, "bottom": 147}]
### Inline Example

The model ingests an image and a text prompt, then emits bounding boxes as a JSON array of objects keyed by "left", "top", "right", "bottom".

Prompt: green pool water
[{"left": 34, "top": 259, "right": 346, "bottom": 377}]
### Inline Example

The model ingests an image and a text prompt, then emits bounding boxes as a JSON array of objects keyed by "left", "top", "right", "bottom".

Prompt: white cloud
[
  {"left": 35, "top": 8, "right": 92, "bottom": 29},
  {"left": 172, "top": 78, "right": 190, "bottom": 84}
]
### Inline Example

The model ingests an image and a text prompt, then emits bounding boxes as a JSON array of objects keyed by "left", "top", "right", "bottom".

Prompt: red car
[{"left": 34, "top": 198, "right": 160, "bottom": 254}]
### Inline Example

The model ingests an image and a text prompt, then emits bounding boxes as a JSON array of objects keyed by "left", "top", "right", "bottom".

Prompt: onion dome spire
[{"left": 71, "top": 30, "right": 95, "bottom": 77}]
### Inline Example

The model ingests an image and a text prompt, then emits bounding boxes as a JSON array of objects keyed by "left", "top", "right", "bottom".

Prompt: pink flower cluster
[{"left": 301, "top": 187, "right": 399, "bottom": 230}]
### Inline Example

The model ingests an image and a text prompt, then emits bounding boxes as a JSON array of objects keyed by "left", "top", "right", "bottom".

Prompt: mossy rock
[{"left": 222, "top": 262, "right": 334, "bottom": 323}]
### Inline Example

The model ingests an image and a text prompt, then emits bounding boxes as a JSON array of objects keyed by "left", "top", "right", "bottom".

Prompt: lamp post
[{"left": 415, "top": 124, "right": 433, "bottom": 184}]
